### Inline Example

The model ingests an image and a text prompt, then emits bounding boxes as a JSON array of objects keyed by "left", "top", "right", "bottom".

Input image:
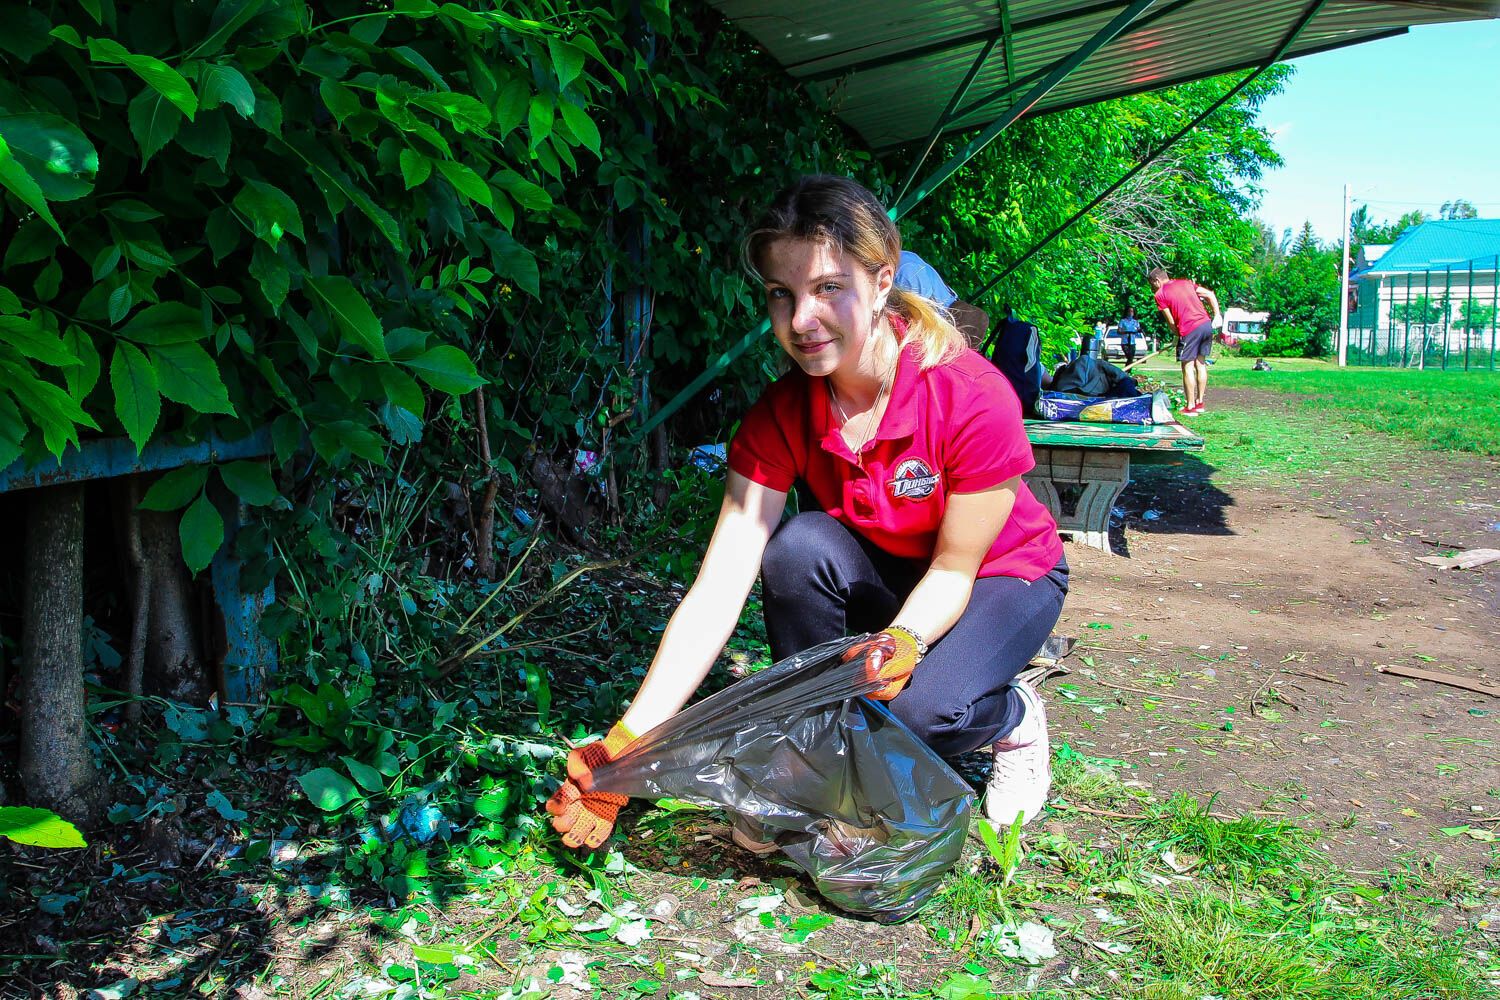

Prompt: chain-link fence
[{"left": 1347, "top": 254, "right": 1499, "bottom": 370}]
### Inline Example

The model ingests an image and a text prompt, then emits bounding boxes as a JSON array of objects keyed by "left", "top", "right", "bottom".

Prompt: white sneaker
[{"left": 984, "top": 679, "right": 1051, "bottom": 828}]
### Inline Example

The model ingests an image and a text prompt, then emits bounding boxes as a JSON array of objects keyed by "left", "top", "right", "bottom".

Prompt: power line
[{"left": 1356, "top": 197, "right": 1500, "bottom": 208}]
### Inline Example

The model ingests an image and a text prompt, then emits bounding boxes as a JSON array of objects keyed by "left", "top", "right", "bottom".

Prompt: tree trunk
[
  {"left": 21, "top": 484, "right": 101, "bottom": 827},
  {"left": 138, "top": 510, "right": 211, "bottom": 704},
  {"left": 122, "top": 477, "right": 150, "bottom": 725}
]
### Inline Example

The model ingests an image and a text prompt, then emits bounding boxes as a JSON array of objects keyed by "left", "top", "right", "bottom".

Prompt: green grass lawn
[{"left": 1135, "top": 354, "right": 1500, "bottom": 458}]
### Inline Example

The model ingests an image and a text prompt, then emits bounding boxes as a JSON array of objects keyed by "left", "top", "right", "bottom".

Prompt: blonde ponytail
[{"left": 886, "top": 287, "right": 968, "bottom": 369}]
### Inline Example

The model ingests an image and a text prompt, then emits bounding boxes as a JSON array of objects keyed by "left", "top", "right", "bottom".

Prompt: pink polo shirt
[
  {"left": 728, "top": 344, "right": 1063, "bottom": 581},
  {"left": 1153, "top": 279, "right": 1210, "bottom": 336}
]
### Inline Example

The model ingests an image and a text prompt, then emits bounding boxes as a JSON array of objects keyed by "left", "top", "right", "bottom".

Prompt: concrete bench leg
[{"left": 1024, "top": 447, "right": 1130, "bottom": 555}]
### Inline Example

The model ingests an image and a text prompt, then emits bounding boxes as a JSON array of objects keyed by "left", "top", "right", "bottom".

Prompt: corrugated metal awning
[{"left": 706, "top": 0, "right": 1499, "bottom": 151}]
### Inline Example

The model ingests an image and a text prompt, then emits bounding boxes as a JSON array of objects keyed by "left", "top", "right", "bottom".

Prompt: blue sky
[{"left": 1250, "top": 18, "right": 1500, "bottom": 244}]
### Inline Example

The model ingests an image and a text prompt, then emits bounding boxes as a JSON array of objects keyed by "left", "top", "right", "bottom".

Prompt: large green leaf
[
  {"left": 199, "top": 64, "right": 256, "bottom": 118},
  {"left": 61, "top": 325, "right": 101, "bottom": 401},
  {"left": 307, "top": 276, "right": 387, "bottom": 360},
  {"left": 434, "top": 159, "right": 492, "bottom": 208},
  {"left": 139, "top": 465, "right": 209, "bottom": 511},
  {"left": 411, "top": 91, "right": 490, "bottom": 132},
  {"left": 0, "top": 392, "right": 25, "bottom": 469},
  {"left": 0, "top": 806, "right": 87, "bottom": 849},
  {"left": 194, "top": 0, "right": 271, "bottom": 59},
  {"left": 557, "top": 101, "right": 600, "bottom": 157},
  {"left": 339, "top": 755, "right": 386, "bottom": 793},
  {"left": 0, "top": 358, "right": 98, "bottom": 457},
  {"left": 493, "top": 76, "right": 529, "bottom": 137},
  {"left": 296, "top": 767, "right": 362, "bottom": 811},
  {"left": 110, "top": 342, "right": 160, "bottom": 453},
  {"left": 548, "top": 38, "right": 585, "bottom": 92},
  {"left": 179, "top": 490, "right": 223, "bottom": 575},
  {"left": 0, "top": 315, "right": 78, "bottom": 367},
  {"left": 403, "top": 345, "right": 484, "bottom": 395},
  {"left": 399, "top": 149, "right": 431, "bottom": 190},
  {"left": 377, "top": 365, "right": 426, "bottom": 415},
  {"left": 0, "top": 114, "right": 99, "bottom": 201},
  {"left": 378, "top": 401, "right": 422, "bottom": 445},
  {"left": 121, "top": 302, "right": 211, "bottom": 345},
  {"left": 0, "top": 135, "right": 64, "bottom": 239},
  {"left": 249, "top": 242, "right": 290, "bottom": 313},
  {"left": 88, "top": 38, "right": 199, "bottom": 118},
  {"left": 494, "top": 170, "right": 551, "bottom": 212},
  {"left": 174, "top": 112, "right": 232, "bottom": 170},
  {"left": 219, "top": 460, "right": 279, "bottom": 506},
  {"left": 126, "top": 88, "right": 184, "bottom": 163},
  {"left": 527, "top": 94, "right": 552, "bottom": 145},
  {"left": 233, "top": 179, "right": 304, "bottom": 247},
  {"left": 148, "top": 342, "right": 235, "bottom": 415}
]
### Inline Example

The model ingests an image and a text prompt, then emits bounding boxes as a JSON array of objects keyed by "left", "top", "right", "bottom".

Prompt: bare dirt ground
[{"left": 1052, "top": 389, "right": 1500, "bottom": 874}]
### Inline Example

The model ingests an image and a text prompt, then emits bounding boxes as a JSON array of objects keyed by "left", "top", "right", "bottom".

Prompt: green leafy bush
[{"left": 0, "top": 0, "right": 626, "bottom": 568}]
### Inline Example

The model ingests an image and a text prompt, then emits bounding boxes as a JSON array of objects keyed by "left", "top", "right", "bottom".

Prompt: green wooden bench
[{"left": 1023, "top": 419, "right": 1204, "bottom": 554}]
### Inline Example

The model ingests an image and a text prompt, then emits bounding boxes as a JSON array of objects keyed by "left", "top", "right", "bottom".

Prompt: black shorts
[{"left": 1177, "top": 320, "right": 1214, "bottom": 362}]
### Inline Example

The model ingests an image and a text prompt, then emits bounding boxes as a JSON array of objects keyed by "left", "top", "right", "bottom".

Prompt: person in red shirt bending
[
  {"left": 547, "top": 176, "right": 1068, "bottom": 850},
  {"left": 1149, "top": 267, "right": 1222, "bottom": 416}
]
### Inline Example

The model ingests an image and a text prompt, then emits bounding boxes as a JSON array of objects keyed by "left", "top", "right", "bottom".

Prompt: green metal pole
[
  {"left": 1442, "top": 265, "right": 1451, "bottom": 370},
  {"left": 891, "top": 0, "right": 1161, "bottom": 220},
  {"left": 1386, "top": 278, "right": 1394, "bottom": 366},
  {"left": 1403, "top": 272, "right": 1411, "bottom": 367},
  {"left": 894, "top": 36, "right": 1000, "bottom": 207},
  {"left": 1466, "top": 259, "right": 1475, "bottom": 370},
  {"left": 1482, "top": 254, "right": 1494, "bottom": 371},
  {"left": 1422, "top": 269, "right": 1430, "bottom": 369}
]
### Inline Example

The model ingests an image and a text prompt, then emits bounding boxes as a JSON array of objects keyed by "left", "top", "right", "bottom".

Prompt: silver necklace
[{"left": 830, "top": 370, "right": 892, "bottom": 467}]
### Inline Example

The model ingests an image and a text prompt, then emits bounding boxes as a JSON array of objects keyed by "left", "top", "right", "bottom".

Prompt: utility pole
[{"left": 1338, "top": 182, "right": 1351, "bottom": 367}]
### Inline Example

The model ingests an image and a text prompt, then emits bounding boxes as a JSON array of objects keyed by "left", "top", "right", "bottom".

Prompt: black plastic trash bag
[{"left": 588, "top": 637, "right": 974, "bottom": 922}]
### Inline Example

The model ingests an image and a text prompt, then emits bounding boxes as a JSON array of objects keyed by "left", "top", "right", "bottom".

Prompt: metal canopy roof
[{"left": 707, "top": 0, "right": 1499, "bottom": 151}]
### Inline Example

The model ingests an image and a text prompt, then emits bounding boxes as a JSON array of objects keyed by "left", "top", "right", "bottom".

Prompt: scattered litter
[
  {"left": 986, "top": 921, "right": 1056, "bottom": 964},
  {"left": 1416, "top": 548, "right": 1500, "bottom": 571},
  {"left": 1142, "top": 509, "right": 1162, "bottom": 521},
  {"left": 737, "top": 892, "right": 785, "bottom": 917},
  {"left": 1090, "top": 940, "right": 1134, "bottom": 955},
  {"left": 698, "top": 972, "right": 759, "bottom": 989},
  {"left": 573, "top": 449, "right": 601, "bottom": 475},
  {"left": 574, "top": 899, "right": 652, "bottom": 945}
]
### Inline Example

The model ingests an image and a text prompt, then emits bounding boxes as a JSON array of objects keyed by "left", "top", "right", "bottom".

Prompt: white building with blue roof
[{"left": 1348, "top": 219, "right": 1500, "bottom": 367}]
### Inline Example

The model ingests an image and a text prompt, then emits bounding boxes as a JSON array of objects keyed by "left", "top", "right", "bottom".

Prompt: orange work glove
[
  {"left": 842, "top": 627, "right": 926, "bottom": 701},
  {"left": 545, "top": 722, "right": 636, "bottom": 849}
]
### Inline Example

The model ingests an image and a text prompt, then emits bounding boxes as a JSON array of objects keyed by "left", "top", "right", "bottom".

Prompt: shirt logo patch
[{"left": 889, "top": 458, "right": 940, "bottom": 500}]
